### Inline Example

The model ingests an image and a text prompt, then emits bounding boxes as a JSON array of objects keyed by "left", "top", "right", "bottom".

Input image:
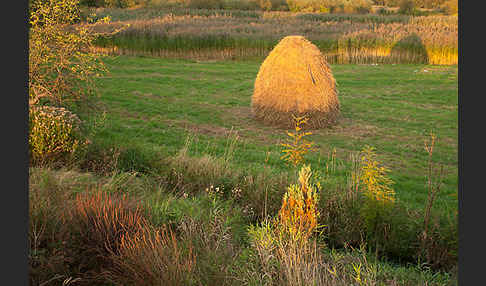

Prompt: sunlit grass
[{"left": 90, "top": 55, "right": 457, "bottom": 214}]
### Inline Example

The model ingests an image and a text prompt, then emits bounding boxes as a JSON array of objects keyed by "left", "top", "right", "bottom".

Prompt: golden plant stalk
[
  {"left": 280, "top": 115, "right": 317, "bottom": 167},
  {"left": 421, "top": 131, "right": 445, "bottom": 258},
  {"left": 278, "top": 164, "right": 320, "bottom": 241},
  {"left": 359, "top": 145, "right": 396, "bottom": 203}
]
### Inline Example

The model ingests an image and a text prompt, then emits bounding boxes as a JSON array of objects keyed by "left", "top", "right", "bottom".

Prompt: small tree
[{"left": 29, "top": 0, "right": 122, "bottom": 108}]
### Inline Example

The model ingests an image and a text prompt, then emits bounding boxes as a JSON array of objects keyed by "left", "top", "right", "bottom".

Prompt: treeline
[{"left": 80, "top": 0, "right": 458, "bottom": 15}]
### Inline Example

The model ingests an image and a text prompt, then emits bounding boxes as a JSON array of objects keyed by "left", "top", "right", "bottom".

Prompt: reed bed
[{"left": 90, "top": 8, "right": 457, "bottom": 64}]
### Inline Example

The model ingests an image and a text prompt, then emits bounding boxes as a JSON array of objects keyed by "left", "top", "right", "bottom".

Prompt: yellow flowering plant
[
  {"left": 278, "top": 164, "right": 321, "bottom": 241},
  {"left": 29, "top": 105, "right": 82, "bottom": 163},
  {"left": 280, "top": 115, "right": 317, "bottom": 167},
  {"left": 358, "top": 145, "right": 396, "bottom": 204}
]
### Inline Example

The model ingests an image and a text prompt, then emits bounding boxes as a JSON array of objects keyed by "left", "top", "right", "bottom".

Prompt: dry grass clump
[
  {"left": 29, "top": 180, "right": 152, "bottom": 285},
  {"left": 105, "top": 225, "right": 197, "bottom": 286},
  {"left": 252, "top": 35, "right": 340, "bottom": 129},
  {"left": 65, "top": 190, "right": 150, "bottom": 283}
]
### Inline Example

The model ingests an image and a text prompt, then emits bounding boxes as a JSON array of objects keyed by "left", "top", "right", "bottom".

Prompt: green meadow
[{"left": 92, "top": 56, "right": 457, "bottom": 212}]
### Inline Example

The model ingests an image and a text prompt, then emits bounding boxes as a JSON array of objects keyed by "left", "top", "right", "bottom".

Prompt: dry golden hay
[{"left": 251, "top": 35, "right": 340, "bottom": 129}]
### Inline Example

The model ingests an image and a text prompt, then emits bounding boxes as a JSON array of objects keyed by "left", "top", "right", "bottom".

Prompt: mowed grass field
[{"left": 92, "top": 55, "right": 458, "bottom": 214}]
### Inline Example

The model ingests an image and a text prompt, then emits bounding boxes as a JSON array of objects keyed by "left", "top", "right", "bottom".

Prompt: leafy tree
[{"left": 29, "top": 0, "right": 122, "bottom": 108}]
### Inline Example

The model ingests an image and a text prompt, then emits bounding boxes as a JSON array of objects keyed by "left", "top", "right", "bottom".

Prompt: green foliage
[
  {"left": 285, "top": 0, "right": 373, "bottom": 13},
  {"left": 29, "top": 105, "right": 83, "bottom": 164},
  {"left": 286, "top": 0, "right": 322, "bottom": 12},
  {"left": 258, "top": 0, "right": 287, "bottom": 11},
  {"left": 105, "top": 0, "right": 138, "bottom": 7}
]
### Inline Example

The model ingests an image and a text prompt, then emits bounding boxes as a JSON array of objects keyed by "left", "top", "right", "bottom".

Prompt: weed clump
[
  {"left": 358, "top": 145, "right": 396, "bottom": 203},
  {"left": 279, "top": 164, "right": 320, "bottom": 241},
  {"left": 280, "top": 114, "right": 317, "bottom": 167},
  {"left": 29, "top": 105, "right": 83, "bottom": 165},
  {"left": 247, "top": 164, "right": 325, "bottom": 285}
]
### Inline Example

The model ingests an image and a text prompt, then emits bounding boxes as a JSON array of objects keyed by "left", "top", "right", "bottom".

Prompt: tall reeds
[{"left": 90, "top": 8, "right": 457, "bottom": 64}]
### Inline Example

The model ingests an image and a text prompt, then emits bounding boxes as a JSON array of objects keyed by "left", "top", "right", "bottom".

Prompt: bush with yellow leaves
[{"left": 29, "top": 0, "right": 122, "bottom": 107}]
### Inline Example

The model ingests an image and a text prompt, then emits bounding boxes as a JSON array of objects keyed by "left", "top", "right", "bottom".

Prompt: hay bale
[{"left": 251, "top": 35, "right": 340, "bottom": 129}]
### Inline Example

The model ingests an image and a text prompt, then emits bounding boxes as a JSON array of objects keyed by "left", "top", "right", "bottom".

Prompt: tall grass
[
  {"left": 89, "top": 8, "right": 457, "bottom": 64},
  {"left": 29, "top": 129, "right": 457, "bottom": 284}
]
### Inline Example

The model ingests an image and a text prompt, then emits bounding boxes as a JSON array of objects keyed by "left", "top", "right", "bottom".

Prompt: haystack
[{"left": 251, "top": 35, "right": 340, "bottom": 129}]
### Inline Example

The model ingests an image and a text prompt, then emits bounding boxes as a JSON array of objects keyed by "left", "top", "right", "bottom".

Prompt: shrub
[
  {"left": 258, "top": 0, "right": 288, "bottom": 11},
  {"left": 398, "top": 0, "right": 415, "bottom": 14},
  {"left": 442, "top": 0, "right": 458, "bottom": 15},
  {"left": 280, "top": 115, "right": 317, "bottom": 167},
  {"left": 286, "top": 0, "right": 325, "bottom": 12},
  {"left": 29, "top": 0, "right": 120, "bottom": 108},
  {"left": 29, "top": 105, "right": 83, "bottom": 164},
  {"left": 79, "top": 0, "right": 106, "bottom": 6},
  {"left": 352, "top": 0, "right": 373, "bottom": 14},
  {"left": 376, "top": 7, "right": 389, "bottom": 14}
]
